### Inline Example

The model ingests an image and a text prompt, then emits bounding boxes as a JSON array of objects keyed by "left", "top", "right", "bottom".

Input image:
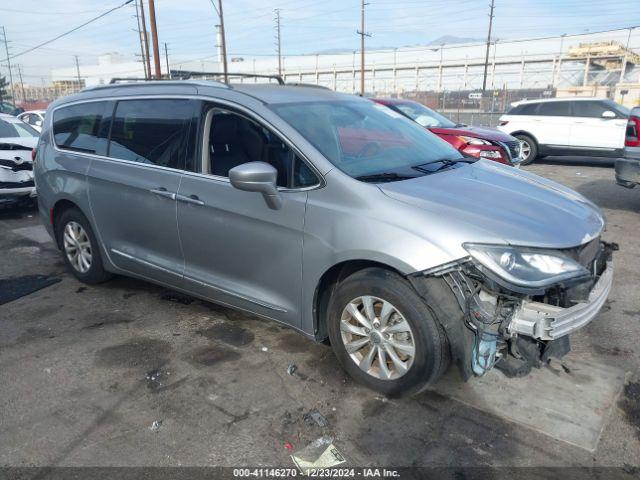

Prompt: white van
[{"left": 498, "top": 98, "right": 629, "bottom": 164}]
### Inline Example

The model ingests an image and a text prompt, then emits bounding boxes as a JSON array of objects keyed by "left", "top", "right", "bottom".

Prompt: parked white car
[
  {"left": 17, "top": 110, "right": 46, "bottom": 133},
  {"left": 498, "top": 98, "right": 629, "bottom": 165},
  {"left": 0, "top": 113, "right": 39, "bottom": 206}
]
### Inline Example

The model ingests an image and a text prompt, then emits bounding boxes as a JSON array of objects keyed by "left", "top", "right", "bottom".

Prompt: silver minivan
[{"left": 34, "top": 80, "right": 614, "bottom": 396}]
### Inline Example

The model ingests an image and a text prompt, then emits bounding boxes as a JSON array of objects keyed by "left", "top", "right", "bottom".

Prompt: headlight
[
  {"left": 463, "top": 243, "right": 589, "bottom": 288},
  {"left": 458, "top": 135, "right": 490, "bottom": 145},
  {"left": 478, "top": 150, "right": 503, "bottom": 159}
]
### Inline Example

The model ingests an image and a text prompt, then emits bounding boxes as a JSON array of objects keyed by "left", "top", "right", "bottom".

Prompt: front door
[
  {"left": 88, "top": 98, "right": 198, "bottom": 287},
  {"left": 570, "top": 101, "right": 627, "bottom": 150},
  {"left": 177, "top": 105, "right": 319, "bottom": 327}
]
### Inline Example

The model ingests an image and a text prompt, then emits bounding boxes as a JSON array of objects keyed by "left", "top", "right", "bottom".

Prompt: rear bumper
[
  {"left": 615, "top": 156, "right": 640, "bottom": 188},
  {"left": 509, "top": 261, "right": 613, "bottom": 340}
]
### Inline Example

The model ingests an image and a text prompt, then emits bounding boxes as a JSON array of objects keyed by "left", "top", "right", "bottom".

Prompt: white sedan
[
  {"left": 17, "top": 109, "right": 46, "bottom": 133},
  {"left": 0, "top": 113, "right": 39, "bottom": 206}
]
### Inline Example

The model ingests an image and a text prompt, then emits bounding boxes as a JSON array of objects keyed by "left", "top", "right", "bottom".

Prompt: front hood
[
  {"left": 429, "top": 126, "right": 515, "bottom": 142},
  {"left": 0, "top": 136, "right": 38, "bottom": 149},
  {"left": 379, "top": 160, "right": 605, "bottom": 249}
]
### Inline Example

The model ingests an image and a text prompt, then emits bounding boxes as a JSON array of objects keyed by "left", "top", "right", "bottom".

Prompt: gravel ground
[{"left": 0, "top": 158, "right": 638, "bottom": 470}]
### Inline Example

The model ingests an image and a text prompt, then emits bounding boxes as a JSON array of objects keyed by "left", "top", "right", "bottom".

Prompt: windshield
[
  {"left": 0, "top": 118, "right": 39, "bottom": 138},
  {"left": 270, "top": 100, "right": 463, "bottom": 179},
  {"left": 388, "top": 102, "right": 457, "bottom": 128}
]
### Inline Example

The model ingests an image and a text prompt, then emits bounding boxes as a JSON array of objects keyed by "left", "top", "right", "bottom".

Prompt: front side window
[
  {"left": 537, "top": 102, "right": 571, "bottom": 116},
  {"left": 53, "top": 102, "right": 108, "bottom": 153},
  {"left": 204, "top": 107, "right": 318, "bottom": 188},
  {"left": 108, "top": 99, "right": 195, "bottom": 170},
  {"left": 271, "top": 100, "right": 463, "bottom": 179}
]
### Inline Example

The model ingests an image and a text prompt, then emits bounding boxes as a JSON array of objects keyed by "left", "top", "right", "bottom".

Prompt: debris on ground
[
  {"left": 287, "top": 364, "right": 297, "bottom": 375},
  {"left": 145, "top": 368, "right": 170, "bottom": 392},
  {"left": 150, "top": 420, "right": 162, "bottom": 431},
  {"left": 261, "top": 347, "right": 268, "bottom": 352},
  {"left": 284, "top": 442, "right": 293, "bottom": 451},
  {"left": 291, "top": 436, "right": 345, "bottom": 474},
  {"left": 303, "top": 409, "right": 329, "bottom": 428}
]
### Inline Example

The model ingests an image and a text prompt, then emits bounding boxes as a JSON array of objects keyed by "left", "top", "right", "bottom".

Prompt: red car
[{"left": 372, "top": 98, "right": 521, "bottom": 166}]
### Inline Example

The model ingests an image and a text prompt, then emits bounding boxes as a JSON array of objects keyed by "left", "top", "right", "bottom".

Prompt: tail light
[
  {"left": 31, "top": 148, "right": 37, "bottom": 162},
  {"left": 499, "top": 120, "right": 509, "bottom": 126},
  {"left": 626, "top": 115, "right": 640, "bottom": 147}
]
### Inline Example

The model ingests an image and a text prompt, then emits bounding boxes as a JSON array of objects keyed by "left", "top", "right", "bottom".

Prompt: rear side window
[
  {"left": 508, "top": 103, "right": 539, "bottom": 115},
  {"left": 108, "top": 99, "right": 195, "bottom": 170},
  {"left": 537, "top": 102, "right": 571, "bottom": 116},
  {"left": 53, "top": 102, "right": 109, "bottom": 154}
]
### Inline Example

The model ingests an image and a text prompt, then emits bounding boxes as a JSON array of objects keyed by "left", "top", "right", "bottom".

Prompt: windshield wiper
[{"left": 355, "top": 172, "right": 416, "bottom": 183}]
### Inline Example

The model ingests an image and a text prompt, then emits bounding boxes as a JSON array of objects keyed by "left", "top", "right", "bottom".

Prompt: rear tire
[
  {"left": 327, "top": 268, "right": 449, "bottom": 397},
  {"left": 515, "top": 134, "right": 538, "bottom": 165},
  {"left": 56, "top": 208, "right": 112, "bottom": 284}
]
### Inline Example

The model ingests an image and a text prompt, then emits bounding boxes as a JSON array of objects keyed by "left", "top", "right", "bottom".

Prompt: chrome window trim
[{"left": 49, "top": 94, "right": 325, "bottom": 192}]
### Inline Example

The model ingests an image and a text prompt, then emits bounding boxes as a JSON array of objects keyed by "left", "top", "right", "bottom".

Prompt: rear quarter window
[
  {"left": 53, "top": 102, "right": 110, "bottom": 155},
  {"left": 508, "top": 103, "right": 540, "bottom": 115}
]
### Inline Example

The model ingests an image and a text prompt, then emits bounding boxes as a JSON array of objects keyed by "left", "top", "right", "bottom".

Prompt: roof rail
[
  {"left": 286, "top": 82, "right": 331, "bottom": 90},
  {"left": 109, "top": 77, "right": 156, "bottom": 84},
  {"left": 171, "top": 71, "right": 285, "bottom": 85}
]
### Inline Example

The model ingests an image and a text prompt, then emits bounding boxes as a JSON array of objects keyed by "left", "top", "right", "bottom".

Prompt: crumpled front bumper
[
  {"left": 0, "top": 168, "right": 36, "bottom": 200},
  {"left": 508, "top": 261, "right": 613, "bottom": 340}
]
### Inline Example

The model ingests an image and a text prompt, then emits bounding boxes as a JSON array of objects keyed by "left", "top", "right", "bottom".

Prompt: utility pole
[
  {"left": 17, "top": 64, "right": 25, "bottom": 102},
  {"left": 1, "top": 26, "right": 16, "bottom": 102},
  {"left": 139, "top": 0, "right": 152, "bottom": 79},
  {"left": 134, "top": 0, "right": 149, "bottom": 79},
  {"left": 481, "top": 0, "right": 495, "bottom": 92},
  {"left": 274, "top": 9, "right": 282, "bottom": 77},
  {"left": 74, "top": 55, "right": 82, "bottom": 88},
  {"left": 357, "top": 0, "right": 371, "bottom": 96},
  {"left": 147, "top": 0, "right": 162, "bottom": 78},
  {"left": 164, "top": 42, "right": 171, "bottom": 79},
  {"left": 218, "top": 0, "right": 228, "bottom": 83}
]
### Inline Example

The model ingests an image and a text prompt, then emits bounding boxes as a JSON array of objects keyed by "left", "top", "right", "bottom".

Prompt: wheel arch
[
  {"left": 312, "top": 260, "right": 406, "bottom": 342},
  {"left": 510, "top": 130, "right": 539, "bottom": 147},
  {"left": 51, "top": 198, "right": 88, "bottom": 249}
]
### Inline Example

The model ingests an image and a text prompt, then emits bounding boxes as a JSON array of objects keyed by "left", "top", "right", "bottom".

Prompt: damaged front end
[
  {"left": 411, "top": 239, "right": 616, "bottom": 379},
  {"left": 0, "top": 141, "right": 36, "bottom": 205}
]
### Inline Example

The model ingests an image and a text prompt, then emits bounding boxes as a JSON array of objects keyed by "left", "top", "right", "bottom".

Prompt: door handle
[
  {"left": 176, "top": 193, "right": 205, "bottom": 206},
  {"left": 150, "top": 188, "right": 176, "bottom": 200}
]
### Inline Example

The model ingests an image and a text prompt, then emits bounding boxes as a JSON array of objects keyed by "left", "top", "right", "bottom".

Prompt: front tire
[
  {"left": 514, "top": 134, "right": 538, "bottom": 165},
  {"left": 327, "top": 268, "right": 449, "bottom": 397},
  {"left": 56, "top": 208, "right": 112, "bottom": 284}
]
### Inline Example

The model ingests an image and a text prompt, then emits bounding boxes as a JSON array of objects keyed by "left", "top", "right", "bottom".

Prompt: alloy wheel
[
  {"left": 63, "top": 221, "right": 92, "bottom": 274},
  {"left": 520, "top": 140, "right": 531, "bottom": 160},
  {"left": 340, "top": 295, "right": 416, "bottom": 380}
]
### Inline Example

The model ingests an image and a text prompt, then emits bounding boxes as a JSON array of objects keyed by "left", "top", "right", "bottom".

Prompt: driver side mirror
[
  {"left": 601, "top": 110, "right": 616, "bottom": 119},
  {"left": 229, "top": 162, "right": 282, "bottom": 210}
]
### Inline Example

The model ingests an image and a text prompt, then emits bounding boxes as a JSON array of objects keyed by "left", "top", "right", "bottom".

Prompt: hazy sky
[{"left": 1, "top": 0, "right": 639, "bottom": 83}]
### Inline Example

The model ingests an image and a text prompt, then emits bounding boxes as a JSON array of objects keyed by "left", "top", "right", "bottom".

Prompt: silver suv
[{"left": 34, "top": 80, "right": 614, "bottom": 396}]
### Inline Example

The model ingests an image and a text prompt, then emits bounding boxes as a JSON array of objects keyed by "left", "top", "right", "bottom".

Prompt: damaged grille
[
  {"left": 0, "top": 180, "right": 35, "bottom": 188},
  {"left": 0, "top": 159, "right": 32, "bottom": 172}
]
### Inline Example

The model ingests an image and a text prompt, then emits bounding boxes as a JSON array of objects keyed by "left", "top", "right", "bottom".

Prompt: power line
[{"left": 1, "top": 0, "right": 134, "bottom": 64}]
